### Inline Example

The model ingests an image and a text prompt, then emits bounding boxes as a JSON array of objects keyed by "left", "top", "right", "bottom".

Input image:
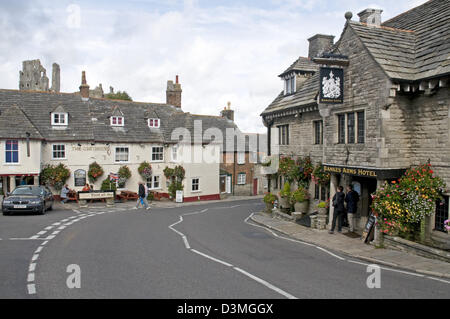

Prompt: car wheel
[
  {"left": 48, "top": 204, "right": 53, "bottom": 211},
  {"left": 38, "top": 207, "right": 45, "bottom": 215},
  {"left": 2, "top": 211, "right": 9, "bottom": 216}
]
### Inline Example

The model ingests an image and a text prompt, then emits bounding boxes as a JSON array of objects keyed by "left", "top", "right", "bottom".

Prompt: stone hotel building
[{"left": 261, "top": 0, "right": 450, "bottom": 248}]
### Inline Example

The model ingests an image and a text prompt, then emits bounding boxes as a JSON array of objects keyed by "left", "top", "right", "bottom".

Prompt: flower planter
[
  {"left": 294, "top": 201, "right": 309, "bottom": 214},
  {"left": 278, "top": 196, "right": 290, "bottom": 209},
  {"left": 318, "top": 207, "right": 327, "bottom": 216},
  {"left": 265, "top": 203, "right": 274, "bottom": 214}
]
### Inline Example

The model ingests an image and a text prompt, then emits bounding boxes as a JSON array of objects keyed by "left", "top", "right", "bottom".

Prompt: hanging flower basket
[
  {"left": 138, "top": 161, "right": 153, "bottom": 179},
  {"left": 88, "top": 162, "right": 104, "bottom": 183}
]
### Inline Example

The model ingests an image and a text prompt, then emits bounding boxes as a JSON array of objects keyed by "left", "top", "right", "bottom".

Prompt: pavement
[
  {"left": 1, "top": 198, "right": 449, "bottom": 299},
  {"left": 251, "top": 211, "right": 450, "bottom": 279}
]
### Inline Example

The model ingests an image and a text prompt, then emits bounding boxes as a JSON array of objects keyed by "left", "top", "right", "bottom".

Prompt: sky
[{"left": 0, "top": 0, "right": 428, "bottom": 133}]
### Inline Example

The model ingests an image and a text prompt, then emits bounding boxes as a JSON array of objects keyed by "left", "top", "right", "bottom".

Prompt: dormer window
[
  {"left": 148, "top": 118, "right": 160, "bottom": 128},
  {"left": 111, "top": 116, "right": 124, "bottom": 126},
  {"left": 52, "top": 112, "right": 68, "bottom": 126},
  {"left": 284, "top": 75, "right": 296, "bottom": 95}
]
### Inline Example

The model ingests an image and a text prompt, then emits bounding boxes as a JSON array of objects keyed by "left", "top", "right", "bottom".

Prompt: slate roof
[
  {"left": 261, "top": 72, "right": 319, "bottom": 115},
  {"left": 0, "top": 89, "right": 241, "bottom": 146},
  {"left": 351, "top": 0, "right": 450, "bottom": 81},
  {"left": 279, "top": 57, "right": 318, "bottom": 77}
]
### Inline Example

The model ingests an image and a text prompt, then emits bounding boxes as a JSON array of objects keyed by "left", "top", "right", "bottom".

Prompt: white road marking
[
  {"left": 31, "top": 254, "right": 39, "bottom": 261},
  {"left": 27, "top": 284, "right": 36, "bottom": 295},
  {"left": 191, "top": 249, "right": 233, "bottom": 267},
  {"left": 57, "top": 226, "right": 66, "bottom": 230},
  {"left": 29, "top": 263, "right": 36, "bottom": 272},
  {"left": 27, "top": 273, "right": 35, "bottom": 282},
  {"left": 45, "top": 235, "right": 55, "bottom": 240},
  {"left": 9, "top": 238, "right": 47, "bottom": 241},
  {"left": 234, "top": 267, "right": 297, "bottom": 300},
  {"left": 182, "top": 236, "right": 191, "bottom": 249},
  {"left": 35, "top": 246, "right": 43, "bottom": 254},
  {"left": 44, "top": 226, "right": 54, "bottom": 230},
  {"left": 29, "top": 235, "right": 39, "bottom": 240},
  {"left": 37, "top": 231, "right": 47, "bottom": 236},
  {"left": 41, "top": 241, "right": 48, "bottom": 246}
]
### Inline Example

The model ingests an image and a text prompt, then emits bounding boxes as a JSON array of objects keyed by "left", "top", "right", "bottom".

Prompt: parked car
[{"left": 2, "top": 186, "right": 54, "bottom": 216}]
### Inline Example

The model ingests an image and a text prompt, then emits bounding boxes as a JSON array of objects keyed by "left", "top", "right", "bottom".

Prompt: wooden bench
[
  {"left": 117, "top": 190, "right": 139, "bottom": 203},
  {"left": 66, "top": 190, "right": 78, "bottom": 203}
]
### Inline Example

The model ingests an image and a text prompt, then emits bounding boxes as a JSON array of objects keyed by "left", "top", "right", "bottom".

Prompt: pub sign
[{"left": 319, "top": 67, "right": 344, "bottom": 104}]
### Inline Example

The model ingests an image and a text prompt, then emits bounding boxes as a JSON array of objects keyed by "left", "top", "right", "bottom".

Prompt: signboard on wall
[
  {"left": 74, "top": 169, "right": 87, "bottom": 187},
  {"left": 319, "top": 67, "right": 344, "bottom": 104}
]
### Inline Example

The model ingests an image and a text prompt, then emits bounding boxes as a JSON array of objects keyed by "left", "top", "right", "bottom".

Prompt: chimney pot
[
  {"left": 176, "top": 75, "right": 179, "bottom": 84},
  {"left": 79, "top": 70, "right": 90, "bottom": 100},
  {"left": 358, "top": 8, "right": 383, "bottom": 27}
]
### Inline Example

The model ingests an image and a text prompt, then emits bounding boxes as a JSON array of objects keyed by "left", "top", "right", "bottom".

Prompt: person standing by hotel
[
  {"left": 345, "top": 185, "right": 359, "bottom": 233},
  {"left": 329, "top": 186, "right": 346, "bottom": 234},
  {"left": 82, "top": 184, "right": 91, "bottom": 192}
]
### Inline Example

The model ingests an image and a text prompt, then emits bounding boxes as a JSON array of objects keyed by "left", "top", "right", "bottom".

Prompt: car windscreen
[{"left": 11, "top": 187, "right": 43, "bottom": 196}]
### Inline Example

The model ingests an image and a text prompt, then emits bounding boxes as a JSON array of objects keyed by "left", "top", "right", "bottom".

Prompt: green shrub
[
  {"left": 100, "top": 178, "right": 117, "bottom": 191},
  {"left": 279, "top": 182, "right": 291, "bottom": 198},
  {"left": 291, "top": 187, "right": 309, "bottom": 203},
  {"left": 317, "top": 201, "right": 328, "bottom": 208},
  {"left": 263, "top": 193, "right": 277, "bottom": 205}
]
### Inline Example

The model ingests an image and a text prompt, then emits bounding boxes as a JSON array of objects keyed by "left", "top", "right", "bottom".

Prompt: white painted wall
[{"left": 0, "top": 139, "right": 41, "bottom": 175}]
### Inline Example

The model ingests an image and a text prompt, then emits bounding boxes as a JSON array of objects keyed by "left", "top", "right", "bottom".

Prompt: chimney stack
[
  {"left": 307, "top": 34, "right": 335, "bottom": 59},
  {"left": 79, "top": 71, "right": 90, "bottom": 101},
  {"left": 220, "top": 102, "right": 234, "bottom": 121},
  {"left": 358, "top": 8, "right": 383, "bottom": 27},
  {"left": 50, "top": 63, "right": 60, "bottom": 93},
  {"left": 166, "top": 75, "right": 182, "bottom": 108}
]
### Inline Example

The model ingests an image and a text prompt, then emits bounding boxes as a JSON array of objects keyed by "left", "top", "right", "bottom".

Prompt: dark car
[{"left": 2, "top": 186, "right": 54, "bottom": 216}]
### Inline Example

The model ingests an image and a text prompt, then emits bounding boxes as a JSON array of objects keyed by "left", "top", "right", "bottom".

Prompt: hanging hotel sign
[{"left": 319, "top": 67, "right": 344, "bottom": 104}]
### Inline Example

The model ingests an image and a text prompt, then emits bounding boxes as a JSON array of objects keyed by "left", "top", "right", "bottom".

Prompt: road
[{"left": 0, "top": 199, "right": 449, "bottom": 299}]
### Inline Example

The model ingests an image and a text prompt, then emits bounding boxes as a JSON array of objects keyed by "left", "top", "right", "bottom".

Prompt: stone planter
[
  {"left": 265, "top": 202, "right": 274, "bottom": 214},
  {"left": 318, "top": 207, "right": 327, "bottom": 216},
  {"left": 294, "top": 201, "right": 309, "bottom": 214},
  {"left": 278, "top": 196, "right": 290, "bottom": 209}
]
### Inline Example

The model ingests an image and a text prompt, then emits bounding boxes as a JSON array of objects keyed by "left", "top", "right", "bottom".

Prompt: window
[
  {"left": 5, "top": 140, "right": 18, "bottom": 163},
  {"left": 435, "top": 196, "right": 449, "bottom": 232},
  {"left": 52, "top": 113, "right": 67, "bottom": 126},
  {"left": 111, "top": 116, "right": 124, "bottom": 126},
  {"left": 338, "top": 114, "right": 345, "bottom": 144},
  {"left": 278, "top": 125, "right": 289, "bottom": 145},
  {"left": 347, "top": 113, "right": 355, "bottom": 144},
  {"left": 192, "top": 178, "right": 200, "bottom": 192},
  {"left": 285, "top": 76, "right": 295, "bottom": 95},
  {"left": 52, "top": 144, "right": 66, "bottom": 159},
  {"left": 148, "top": 118, "right": 160, "bottom": 128},
  {"left": 171, "top": 145, "right": 178, "bottom": 162},
  {"left": 314, "top": 184, "right": 320, "bottom": 200},
  {"left": 237, "top": 152, "right": 245, "bottom": 164},
  {"left": 146, "top": 176, "right": 161, "bottom": 190},
  {"left": 314, "top": 121, "right": 323, "bottom": 145},
  {"left": 237, "top": 173, "right": 246, "bottom": 185},
  {"left": 115, "top": 147, "right": 129, "bottom": 162},
  {"left": 357, "top": 111, "right": 365, "bottom": 144},
  {"left": 152, "top": 146, "right": 164, "bottom": 161}
]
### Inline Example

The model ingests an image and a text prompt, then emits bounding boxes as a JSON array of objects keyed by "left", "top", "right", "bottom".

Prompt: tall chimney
[
  {"left": 358, "top": 8, "right": 383, "bottom": 27},
  {"left": 166, "top": 75, "right": 182, "bottom": 108},
  {"left": 220, "top": 102, "right": 234, "bottom": 121},
  {"left": 79, "top": 71, "right": 90, "bottom": 101},
  {"left": 307, "top": 34, "right": 335, "bottom": 59}
]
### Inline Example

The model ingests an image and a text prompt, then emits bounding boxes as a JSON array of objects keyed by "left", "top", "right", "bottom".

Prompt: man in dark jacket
[
  {"left": 345, "top": 185, "right": 359, "bottom": 233},
  {"left": 329, "top": 186, "right": 346, "bottom": 234}
]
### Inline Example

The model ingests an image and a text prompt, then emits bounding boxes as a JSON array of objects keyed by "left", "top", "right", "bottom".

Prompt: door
[
  {"left": 220, "top": 176, "right": 226, "bottom": 193},
  {"left": 226, "top": 176, "right": 232, "bottom": 194},
  {"left": 253, "top": 179, "right": 258, "bottom": 196}
]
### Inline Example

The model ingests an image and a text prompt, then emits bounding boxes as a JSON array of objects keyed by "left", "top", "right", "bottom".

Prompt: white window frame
[
  {"left": 4, "top": 139, "right": 19, "bottom": 165},
  {"left": 148, "top": 118, "right": 160, "bottom": 128},
  {"left": 151, "top": 146, "right": 164, "bottom": 162},
  {"left": 51, "top": 112, "right": 68, "bottom": 126},
  {"left": 146, "top": 175, "right": 161, "bottom": 190},
  {"left": 110, "top": 116, "right": 124, "bottom": 127},
  {"left": 51, "top": 144, "right": 66, "bottom": 160},
  {"left": 114, "top": 146, "right": 130, "bottom": 163},
  {"left": 191, "top": 177, "right": 200, "bottom": 192},
  {"left": 237, "top": 152, "right": 245, "bottom": 165},
  {"left": 171, "top": 145, "right": 179, "bottom": 162},
  {"left": 237, "top": 173, "right": 246, "bottom": 185}
]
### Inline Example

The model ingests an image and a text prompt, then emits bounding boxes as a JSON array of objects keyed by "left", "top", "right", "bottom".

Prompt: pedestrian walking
[
  {"left": 135, "top": 182, "right": 150, "bottom": 210},
  {"left": 60, "top": 184, "right": 70, "bottom": 204},
  {"left": 345, "top": 185, "right": 359, "bottom": 233},
  {"left": 329, "top": 186, "right": 346, "bottom": 234}
]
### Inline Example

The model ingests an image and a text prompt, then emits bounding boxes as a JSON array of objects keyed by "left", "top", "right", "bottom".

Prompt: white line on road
[
  {"left": 35, "top": 246, "right": 43, "bottom": 254},
  {"left": 191, "top": 249, "right": 233, "bottom": 267},
  {"left": 31, "top": 254, "right": 39, "bottom": 261},
  {"left": 233, "top": 267, "right": 297, "bottom": 300},
  {"left": 27, "top": 273, "right": 35, "bottom": 282},
  {"left": 29, "top": 263, "right": 36, "bottom": 272},
  {"left": 27, "top": 284, "right": 36, "bottom": 295}
]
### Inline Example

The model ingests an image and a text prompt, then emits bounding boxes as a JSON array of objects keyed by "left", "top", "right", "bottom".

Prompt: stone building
[
  {"left": 19, "top": 60, "right": 60, "bottom": 93},
  {"left": 261, "top": 0, "right": 450, "bottom": 247}
]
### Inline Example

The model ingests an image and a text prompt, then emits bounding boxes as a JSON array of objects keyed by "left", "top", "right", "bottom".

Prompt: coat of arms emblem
[{"left": 322, "top": 70, "right": 341, "bottom": 99}]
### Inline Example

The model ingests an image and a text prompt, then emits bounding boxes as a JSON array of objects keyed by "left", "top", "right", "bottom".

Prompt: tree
[{"left": 104, "top": 91, "right": 132, "bottom": 101}]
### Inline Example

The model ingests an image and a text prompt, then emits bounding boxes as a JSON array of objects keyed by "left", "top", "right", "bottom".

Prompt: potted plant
[
  {"left": 138, "top": 161, "right": 152, "bottom": 180},
  {"left": 263, "top": 193, "right": 277, "bottom": 213},
  {"left": 291, "top": 186, "right": 309, "bottom": 214},
  {"left": 278, "top": 181, "right": 292, "bottom": 210},
  {"left": 317, "top": 201, "right": 329, "bottom": 216},
  {"left": 444, "top": 219, "right": 450, "bottom": 234},
  {"left": 88, "top": 162, "right": 104, "bottom": 183}
]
